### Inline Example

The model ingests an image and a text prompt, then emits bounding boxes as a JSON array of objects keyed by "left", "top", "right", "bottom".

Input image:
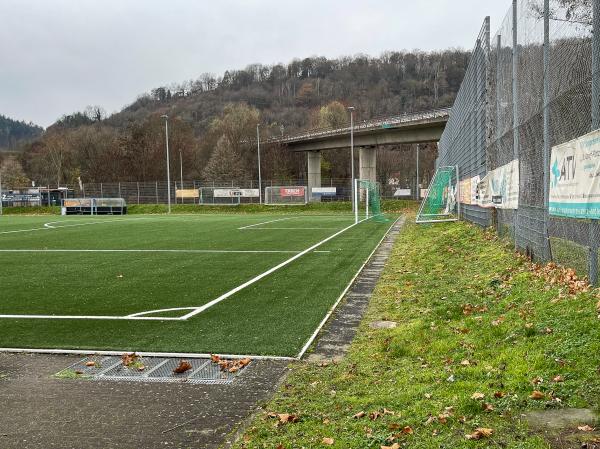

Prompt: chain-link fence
[
  {"left": 438, "top": 0, "right": 599, "bottom": 280},
  {"left": 1, "top": 177, "right": 420, "bottom": 208}
]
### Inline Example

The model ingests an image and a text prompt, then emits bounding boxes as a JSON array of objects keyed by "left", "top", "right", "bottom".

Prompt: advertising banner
[
  {"left": 213, "top": 188, "right": 259, "bottom": 198},
  {"left": 549, "top": 129, "right": 600, "bottom": 218},
  {"left": 312, "top": 187, "right": 337, "bottom": 196},
  {"left": 476, "top": 160, "right": 519, "bottom": 209},
  {"left": 280, "top": 187, "right": 305, "bottom": 197},
  {"left": 393, "top": 188, "right": 411, "bottom": 197},
  {"left": 459, "top": 178, "right": 472, "bottom": 205}
]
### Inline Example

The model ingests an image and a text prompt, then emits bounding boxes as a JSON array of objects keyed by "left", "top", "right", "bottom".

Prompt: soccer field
[{"left": 0, "top": 212, "right": 397, "bottom": 357}]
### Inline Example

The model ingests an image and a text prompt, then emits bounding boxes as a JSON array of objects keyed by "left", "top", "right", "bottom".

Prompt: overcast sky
[{"left": 0, "top": 0, "right": 511, "bottom": 128}]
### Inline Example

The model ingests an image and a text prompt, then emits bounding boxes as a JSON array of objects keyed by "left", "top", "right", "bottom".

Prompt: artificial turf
[{"left": 0, "top": 213, "right": 396, "bottom": 356}]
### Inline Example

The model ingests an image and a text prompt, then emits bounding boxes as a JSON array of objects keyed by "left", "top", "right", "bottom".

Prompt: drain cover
[{"left": 56, "top": 355, "right": 247, "bottom": 384}]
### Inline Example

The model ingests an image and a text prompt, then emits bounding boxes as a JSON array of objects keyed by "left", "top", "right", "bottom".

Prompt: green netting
[
  {"left": 358, "top": 180, "right": 387, "bottom": 222},
  {"left": 416, "top": 166, "right": 458, "bottom": 223}
]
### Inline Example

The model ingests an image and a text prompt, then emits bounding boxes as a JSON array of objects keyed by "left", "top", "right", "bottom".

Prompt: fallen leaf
[
  {"left": 553, "top": 375, "right": 564, "bottom": 382},
  {"left": 530, "top": 390, "right": 545, "bottom": 400},
  {"left": 482, "top": 403, "right": 494, "bottom": 412},
  {"left": 465, "top": 427, "right": 494, "bottom": 440},
  {"left": 402, "top": 426, "right": 414, "bottom": 434},
  {"left": 471, "top": 392, "right": 485, "bottom": 400},
  {"left": 173, "top": 360, "right": 192, "bottom": 374},
  {"left": 494, "top": 391, "right": 505, "bottom": 398},
  {"left": 85, "top": 361, "right": 96, "bottom": 367},
  {"left": 578, "top": 425, "right": 595, "bottom": 432},
  {"left": 460, "top": 359, "right": 471, "bottom": 366},
  {"left": 322, "top": 437, "right": 334, "bottom": 445},
  {"left": 353, "top": 411, "right": 366, "bottom": 419},
  {"left": 532, "top": 376, "right": 543, "bottom": 385},
  {"left": 369, "top": 411, "right": 381, "bottom": 420},
  {"left": 121, "top": 352, "right": 139, "bottom": 367},
  {"left": 210, "top": 354, "right": 220, "bottom": 363},
  {"left": 278, "top": 413, "right": 299, "bottom": 424}
]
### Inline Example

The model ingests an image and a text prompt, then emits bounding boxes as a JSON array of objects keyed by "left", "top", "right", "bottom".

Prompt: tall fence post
[
  {"left": 589, "top": 0, "right": 600, "bottom": 284},
  {"left": 155, "top": 181, "right": 159, "bottom": 204},
  {"left": 136, "top": 182, "right": 140, "bottom": 205},
  {"left": 542, "top": 0, "right": 552, "bottom": 262},
  {"left": 512, "top": 0, "right": 519, "bottom": 249}
]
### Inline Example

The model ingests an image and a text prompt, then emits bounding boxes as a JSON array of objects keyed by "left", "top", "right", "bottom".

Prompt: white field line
[
  {"left": 0, "top": 347, "right": 296, "bottom": 361},
  {"left": 0, "top": 314, "right": 181, "bottom": 321},
  {"left": 242, "top": 227, "right": 342, "bottom": 230},
  {"left": 0, "top": 249, "right": 300, "bottom": 254},
  {"left": 296, "top": 215, "right": 403, "bottom": 359},
  {"left": 237, "top": 217, "right": 294, "bottom": 229},
  {"left": 178, "top": 215, "right": 378, "bottom": 321},
  {"left": 0, "top": 217, "right": 152, "bottom": 235}
]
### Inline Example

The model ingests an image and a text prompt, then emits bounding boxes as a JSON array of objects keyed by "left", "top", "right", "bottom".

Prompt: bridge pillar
[
  {"left": 359, "top": 146, "right": 377, "bottom": 183},
  {"left": 307, "top": 150, "right": 321, "bottom": 202}
]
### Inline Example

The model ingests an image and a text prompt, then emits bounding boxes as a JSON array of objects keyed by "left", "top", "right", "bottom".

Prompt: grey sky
[{"left": 1, "top": 0, "right": 511, "bottom": 128}]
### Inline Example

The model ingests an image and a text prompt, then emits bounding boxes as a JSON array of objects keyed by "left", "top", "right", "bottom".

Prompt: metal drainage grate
[{"left": 56, "top": 355, "right": 246, "bottom": 384}]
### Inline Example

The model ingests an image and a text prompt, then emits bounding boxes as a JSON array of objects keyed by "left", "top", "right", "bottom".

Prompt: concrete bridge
[{"left": 265, "top": 107, "right": 450, "bottom": 199}]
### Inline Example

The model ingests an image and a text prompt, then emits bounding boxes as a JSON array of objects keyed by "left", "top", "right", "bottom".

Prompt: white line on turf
[
  {"left": 0, "top": 348, "right": 297, "bottom": 361},
  {"left": 177, "top": 215, "right": 378, "bottom": 321},
  {"left": 242, "top": 227, "right": 342, "bottom": 230},
  {"left": 0, "top": 249, "right": 300, "bottom": 254},
  {"left": 237, "top": 217, "right": 294, "bottom": 229},
  {"left": 296, "top": 215, "right": 402, "bottom": 359}
]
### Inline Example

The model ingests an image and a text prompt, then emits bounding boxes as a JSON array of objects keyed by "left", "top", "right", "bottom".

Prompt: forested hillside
[
  {"left": 9, "top": 49, "right": 470, "bottom": 187},
  {"left": 0, "top": 114, "right": 43, "bottom": 152}
]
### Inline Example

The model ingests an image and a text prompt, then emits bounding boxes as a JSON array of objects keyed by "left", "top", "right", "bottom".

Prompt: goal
[
  {"left": 354, "top": 180, "right": 384, "bottom": 223},
  {"left": 416, "top": 165, "right": 459, "bottom": 223},
  {"left": 199, "top": 187, "right": 241, "bottom": 205},
  {"left": 264, "top": 186, "right": 308, "bottom": 205}
]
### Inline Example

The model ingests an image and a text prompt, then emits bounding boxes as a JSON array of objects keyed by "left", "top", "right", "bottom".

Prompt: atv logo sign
[{"left": 549, "top": 128, "right": 600, "bottom": 219}]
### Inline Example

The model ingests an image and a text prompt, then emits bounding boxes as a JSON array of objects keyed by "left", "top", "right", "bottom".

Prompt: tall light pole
[
  {"left": 179, "top": 149, "right": 183, "bottom": 204},
  {"left": 416, "top": 144, "right": 420, "bottom": 201},
  {"left": 257, "top": 124, "right": 262, "bottom": 204},
  {"left": 160, "top": 115, "right": 172, "bottom": 214},
  {"left": 348, "top": 106, "right": 355, "bottom": 212}
]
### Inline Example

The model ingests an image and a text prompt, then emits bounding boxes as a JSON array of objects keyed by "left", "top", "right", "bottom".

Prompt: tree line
[{"left": 5, "top": 49, "right": 470, "bottom": 188}]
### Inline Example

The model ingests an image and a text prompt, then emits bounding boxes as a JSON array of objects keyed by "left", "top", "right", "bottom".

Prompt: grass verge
[{"left": 235, "top": 220, "right": 600, "bottom": 448}]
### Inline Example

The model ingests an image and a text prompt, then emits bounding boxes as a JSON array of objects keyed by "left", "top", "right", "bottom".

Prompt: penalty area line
[{"left": 237, "top": 217, "right": 294, "bottom": 229}]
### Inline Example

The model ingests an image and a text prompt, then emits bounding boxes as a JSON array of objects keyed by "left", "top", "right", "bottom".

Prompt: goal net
[
  {"left": 199, "top": 187, "right": 241, "bottom": 205},
  {"left": 354, "top": 179, "right": 385, "bottom": 223},
  {"left": 264, "top": 186, "right": 307, "bottom": 205},
  {"left": 416, "top": 165, "right": 459, "bottom": 223}
]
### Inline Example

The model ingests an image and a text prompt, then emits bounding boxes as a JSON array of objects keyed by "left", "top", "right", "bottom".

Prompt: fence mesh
[{"left": 437, "top": 0, "right": 596, "bottom": 278}]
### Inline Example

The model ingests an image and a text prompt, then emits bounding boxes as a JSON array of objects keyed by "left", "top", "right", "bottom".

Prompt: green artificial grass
[
  {"left": 234, "top": 220, "right": 600, "bottom": 448},
  {"left": 0, "top": 212, "right": 396, "bottom": 356}
]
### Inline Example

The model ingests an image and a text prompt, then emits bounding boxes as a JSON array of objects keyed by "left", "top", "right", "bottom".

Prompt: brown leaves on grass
[
  {"left": 470, "top": 392, "right": 485, "bottom": 400},
  {"left": 529, "top": 390, "right": 546, "bottom": 400},
  {"left": 267, "top": 412, "right": 299, "bottom": 425},
  {"left": 209, "top": 355, "right": 251, "bottom": 373},
  {"left": 530, "top": 262, "right": 590, "bottom": 295},
  {"left": 578, "top": 425, "right": 595, "bottom": 432},
  {"left": 322, "top": 437, "right": 334, "bottom": 445},
  {"left": 173, "top": 360, "right": 192, "bottom": 374},
  {"left": 465, "top": 427, "right": 494, "bottom": 440},
  {"left": 462, "top": 304, "right": 488, "bottom": 315},
  {"left": 381, "top": 444, "right": 401, "bottom": 449}
]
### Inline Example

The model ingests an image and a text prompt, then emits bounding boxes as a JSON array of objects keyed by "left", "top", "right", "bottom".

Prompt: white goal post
[{"left": 264, "top": 186, "right": 308, "bottom": 205}]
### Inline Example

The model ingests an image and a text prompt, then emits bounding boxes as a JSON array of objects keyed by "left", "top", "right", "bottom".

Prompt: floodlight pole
[
  {"left": 257, "top": 124, "right": 262, "bottom": 204},
  {"left": 161, "top": 115, "right": 172, "bottom": 214},
  {"left": 348, "top": 106, "right": 355, "bottom": 212},
  {"left": 416, "top": 144, "right": 420, "bottom": 201},
  {"left": 179, "top": 149, "right": 184, "bottom": 204}
]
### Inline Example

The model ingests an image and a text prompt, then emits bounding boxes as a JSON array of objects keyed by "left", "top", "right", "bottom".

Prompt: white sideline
[
  {"left": 178, "top": 215, "right": 378, "bottom": 321},
  {"left": 237, "top": 217, "right": 294, "bottom": 229},
  {"left": 242, "top": 227, "right": 342, "bottom": 230},
  {"left": 295, "top": 215, "right": 402, "bottom": 359},
  {"left": 0, "top": 347, "right": 297, "bottom": 361},
  {"left": 0, "top": 249, "right": 300, "bottom": 254}
]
